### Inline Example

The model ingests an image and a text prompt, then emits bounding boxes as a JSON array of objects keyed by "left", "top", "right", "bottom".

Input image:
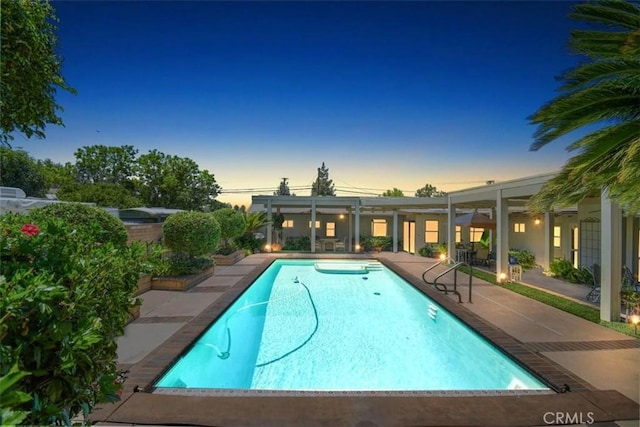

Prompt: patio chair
[
  {"left": 622, "top": 266, "right": 640, "bottom": 292},
  {"left": 334, "top": 237, "right": 346, "bottom": 251},
  {"left": 586, "top": 263, "right": 601, "bottom": 303},
  {"left": 474, "top": 246, "right": 489, "bottom": 266}
]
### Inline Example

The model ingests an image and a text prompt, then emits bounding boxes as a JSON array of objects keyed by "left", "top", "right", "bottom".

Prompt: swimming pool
[{"left": 155, "top": 259, "right": 549, "bottom": 392}]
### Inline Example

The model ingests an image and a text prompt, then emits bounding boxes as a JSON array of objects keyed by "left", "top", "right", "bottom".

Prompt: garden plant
[
  {"left": 0, "top": 205, "right": 144, "bottom": 425},
  {"left": 162, "top": 211, "right": 220, "bottom": 275}
]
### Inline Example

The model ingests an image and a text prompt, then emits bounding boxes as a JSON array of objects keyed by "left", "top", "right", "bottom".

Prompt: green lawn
[{"left": 459, "top": 266, "right": 640, "bottom": 338}]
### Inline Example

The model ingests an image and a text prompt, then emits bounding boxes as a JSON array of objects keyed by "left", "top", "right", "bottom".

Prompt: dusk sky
[{"left": 18, "top": 1, "right": 585, "bottom": 207}]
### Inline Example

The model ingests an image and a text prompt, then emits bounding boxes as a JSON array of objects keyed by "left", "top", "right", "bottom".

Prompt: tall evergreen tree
[
  {"left": 528, "top": 0, "right": 640, "bottom": 214},
  {"left": 274, "top": 177, "right": 292, "bottom": 196},
  {"left": 311, "top": 162, "right": 335, "bottom": 196}
]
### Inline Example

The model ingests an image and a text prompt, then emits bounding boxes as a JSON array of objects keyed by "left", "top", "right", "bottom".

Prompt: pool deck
[{"left": 94, "top": 252, "right": 639, "bottom": 426}]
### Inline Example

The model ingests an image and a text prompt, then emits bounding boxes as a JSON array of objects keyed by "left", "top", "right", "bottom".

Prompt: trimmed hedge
[{"left": 162, "top": 211, "right": 220, "bottom": 258}]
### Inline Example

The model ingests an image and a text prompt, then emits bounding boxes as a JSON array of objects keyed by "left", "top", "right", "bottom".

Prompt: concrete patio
[{"left": 94, "top": 252, "right": 639, "bottom": 426}]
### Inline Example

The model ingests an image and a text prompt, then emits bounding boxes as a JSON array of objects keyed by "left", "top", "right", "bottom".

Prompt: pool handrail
[{"left": 422, "top": 259, "right": 473, "bottom": 303}]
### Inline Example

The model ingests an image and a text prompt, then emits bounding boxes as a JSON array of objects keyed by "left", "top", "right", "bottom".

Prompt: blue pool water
[{"left": 155, "top": 259, "right": 549, "bottom": 391}]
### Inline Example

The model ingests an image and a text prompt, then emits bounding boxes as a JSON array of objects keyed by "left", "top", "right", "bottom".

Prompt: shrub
[
  {"left": 283, "top": 236, "right": 311, "bottom": 251},
  {"left": 418, "top": 244, "right": 434, "bottom": 257},
  {"left": 548, "top": 258, "right": 592, "bottom": 284},
  {"left": 508, "top": 248, "right": 536, "bottom": 269},
  {"left": 29, "top": 202, "right": 127, "bottom": 247},
  {"left": 211, "top": 208, "right": 247, "bottom": 255},
  {"left": 0, "top": 212, "right": 144, "bottom": 425},
  {"left": 163, "top": 211, "right": 221, "bottom": 259},
  {"left": 549, "top": 258, "right": 574, "bottom": 278},
  {"left": 361, "top": 236, "right": 392, "bottom": 252}
]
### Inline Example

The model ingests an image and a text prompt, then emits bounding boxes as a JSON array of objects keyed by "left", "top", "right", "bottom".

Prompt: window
[
  {"left": 469, "top": 227, "right": 484, "bottom": 242},
  {"left": 553, "top": 226, "right": 561, "bottom": 247},
  {"left": 326, "top": 222, "right": 336, "bottom": 237},
  {"left": 424, "top": 220, "right": 439, "bottom": 243},
  {"left": 308, "top": 220, "right": 320, "bottom": 228},
  {"left": 283, "top": 220, "right": 294, "bottom": 228},
  {"left": 372, "top": 219, "right": 387, "bottom": 237},
  {"left": 514, "top": 223, "right": 526, "bottom": 233},
  {"left": 456, "top": 226, "right": 461, "bottom": 243}
]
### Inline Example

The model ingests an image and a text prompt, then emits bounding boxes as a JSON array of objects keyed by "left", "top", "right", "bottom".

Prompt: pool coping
[{"left": 93, "top": 254, "right": 640, "bottom": 426}]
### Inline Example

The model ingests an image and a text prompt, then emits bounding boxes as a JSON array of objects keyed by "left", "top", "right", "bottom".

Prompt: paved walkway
[{"left": 96, "top": 252, "right": 639, "bottom": 426}]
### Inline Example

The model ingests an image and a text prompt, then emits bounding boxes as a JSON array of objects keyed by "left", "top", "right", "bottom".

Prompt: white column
[
  {"left": 496, "top": 190, "right": 509, "bottom": 281},
  {"left": 600, "top": 189, "right": 622, "bottom": 322},
  {"left": 266, "top": 199, "right": 272, "bottom": 251},
  {"left": 348, "top": 209, "right": 353, "bottom": 252},
  {"left": 624, "top": 215, "right": 634, "bottom": 269},
  {"left": 354, "top": 199, "right": 361, "bottom": 251},
  {"left": 311, "top": 199, "right": 317, "bottom": 253},
  {"left": 542, "top": 211, "right": 554, "bottom": 270},
  {"left": 392, "top": 210, "right": 398, "bottom": 253},
  {"left": 447, "top": 197, "right": 455, "bottom": 260}
]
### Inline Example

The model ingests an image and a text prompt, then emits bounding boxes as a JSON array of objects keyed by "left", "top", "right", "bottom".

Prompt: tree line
[{"left": 0, "top": 145, "right": 224, "bottom": 211}]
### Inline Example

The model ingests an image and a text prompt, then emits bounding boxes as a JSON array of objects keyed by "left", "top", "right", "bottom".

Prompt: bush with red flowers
[{"left": 0, "top": 206, "right": 144, "bottom": 425}]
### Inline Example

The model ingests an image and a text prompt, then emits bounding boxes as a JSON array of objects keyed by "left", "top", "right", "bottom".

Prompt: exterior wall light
[{"left": 534, "top": 218, "right": 541, "bottom": 225}]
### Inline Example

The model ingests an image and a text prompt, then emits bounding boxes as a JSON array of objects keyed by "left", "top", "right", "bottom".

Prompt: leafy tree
[
  {"left": 74, "top": 145, "right": 138, "bottom": 190},
  {"left": 415, "top": 183, "right": 447, "bottom": 197},
  {"left": 0, "top": 0, "right": 76, "bottom": 146},
  {"left": 274, "top": 177, "right": 294, "bottom": 196},
  {"left": 211, "top": 208, "right": 247, "bottom": 254},
  {"left": 528, "top": 0, "right": 640, "bottom": 214},
  {"left": 310, "top": 162, "right": 335, "bottom": 196},
  {"left": 0, "top": 148, "right": 47, "bottom": 196},
  {"left": 136, "top": 149, "right": 221, "bottom": 210},
  {"left": 382, "top": 188, "right": 405, "bottom": 197},
  {"left": 36, "top": 158, "right": 76, "bottom": 190},
  {"left": 57, "top": 183, "right": 142, "bottom": 209}
]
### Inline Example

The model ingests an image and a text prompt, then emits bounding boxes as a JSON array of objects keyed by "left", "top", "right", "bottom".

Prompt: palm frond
[
  {"left": 560, "top": 60, "right": 640, "bottom": 91},
  {"left": 570, "top": 0, "right": 640, "bottom": 30},
  {"left": 569, "top": 30, "right": 640, "bottom": 58},
  {"left": 530, "top": 88, "right": 639, "bottom": 150}
]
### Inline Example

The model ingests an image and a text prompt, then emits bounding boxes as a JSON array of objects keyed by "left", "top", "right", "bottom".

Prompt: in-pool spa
[{"left": 155, "top": 259, "right": 549, "bottom": 392}]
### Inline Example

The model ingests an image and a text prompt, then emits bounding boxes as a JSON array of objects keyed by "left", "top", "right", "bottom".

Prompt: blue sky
[{"left": 19, "top": 1, "right": 584, "bottom": 207}]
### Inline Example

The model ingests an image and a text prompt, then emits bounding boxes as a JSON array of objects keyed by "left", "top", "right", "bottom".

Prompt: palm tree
[{"left": 528, "top": 0, "right": 640, "bottom": 215}]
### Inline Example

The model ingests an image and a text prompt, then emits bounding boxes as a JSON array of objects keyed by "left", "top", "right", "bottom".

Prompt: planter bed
[{"left": 151, "top": 266, "right": 215, "bottom": 291}]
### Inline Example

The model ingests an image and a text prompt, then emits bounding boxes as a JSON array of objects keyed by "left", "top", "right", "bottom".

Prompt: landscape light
[
  {"left": 499, "top": 272, "right": 507, "bottom": 282},
  {"left": 631, "top": 315, "right": 640, "bottom": 334}
]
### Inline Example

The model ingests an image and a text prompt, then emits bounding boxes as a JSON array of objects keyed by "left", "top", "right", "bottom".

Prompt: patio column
[
  {"left": 600, "top": 189, "right": 622, "bottom": 322},
  {"left": 447, "top": 197, "right": 456, "bottom": 261},
  {"left": 266, "top": 199, "right": 272, "bottom": 252},
  {"left": 496, "top": 190, "right": 509, "bottom": 281},
  {"left": 354, "top": 199, "right": 360, "bottom": 251},
  {"left": 311, "top": 199, "right": 317, "bottom": 253},
  {"left": 348, "top": 208, "right": 353, "bottom": 252},
  {"left": 624, "top": 214, "right": 634, "bottom": 269},
  {"left": 392, "top": 210, "right": 398, "bottom": 253},
  {"left": 542, "top": 211, "right": 554, "bottom": 270}
]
